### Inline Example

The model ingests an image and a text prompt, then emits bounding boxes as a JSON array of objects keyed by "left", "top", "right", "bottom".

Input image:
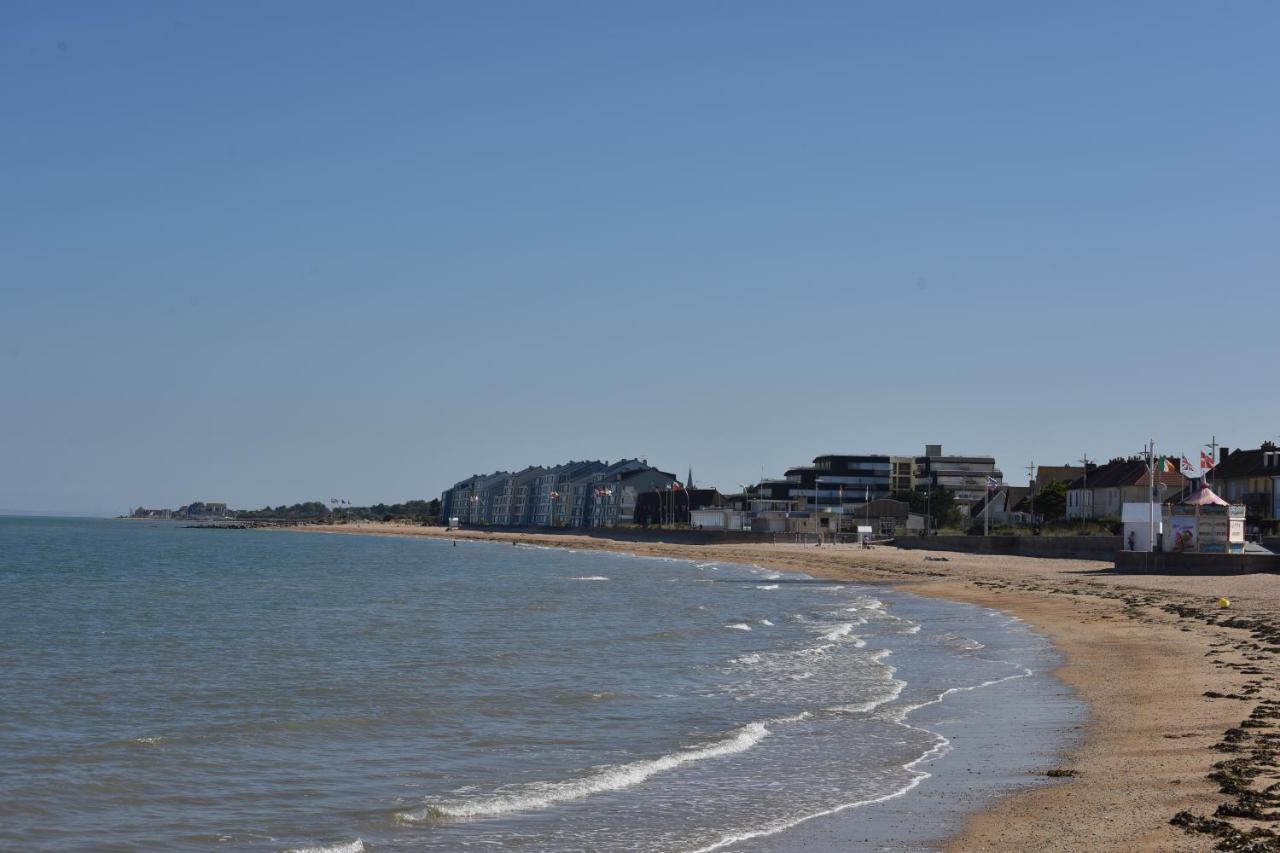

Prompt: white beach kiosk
[{"left": 1121, "top": 502, "right": 1158, "bottom": 552}]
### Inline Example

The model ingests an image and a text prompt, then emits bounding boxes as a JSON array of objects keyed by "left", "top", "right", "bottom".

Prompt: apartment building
[{"left": 914, "top": 445, "right": 1003, "bottom": 506}]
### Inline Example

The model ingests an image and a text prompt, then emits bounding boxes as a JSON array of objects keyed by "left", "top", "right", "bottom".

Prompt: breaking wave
[
  {"left": 282, "top": 840, "right": 364, "bottom": 853},
  {"left": 399, "top": 722, "right": 772, "bottom": 822}
]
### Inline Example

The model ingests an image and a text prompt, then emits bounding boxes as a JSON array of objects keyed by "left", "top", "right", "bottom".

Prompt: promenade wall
[
  {"left": 455, "top": 525, "right": 779, "bottom": 546},
  {"left": 894, "top": 535, "right": 1121, "bottom": 561}
]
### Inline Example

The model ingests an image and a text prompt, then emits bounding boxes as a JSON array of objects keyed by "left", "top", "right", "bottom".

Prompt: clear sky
[{"left": 3, "top": 2, "right": 1277, "bottom": 514}]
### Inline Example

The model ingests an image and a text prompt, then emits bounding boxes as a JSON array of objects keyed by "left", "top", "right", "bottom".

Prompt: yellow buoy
[{"left": 1219, "top": 597, "right": 1231, "bottom": 609}]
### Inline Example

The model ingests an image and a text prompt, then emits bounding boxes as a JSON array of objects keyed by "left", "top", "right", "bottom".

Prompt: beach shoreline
[{"left": 270, "top": 522, "right": 1280, "bottom": 850}]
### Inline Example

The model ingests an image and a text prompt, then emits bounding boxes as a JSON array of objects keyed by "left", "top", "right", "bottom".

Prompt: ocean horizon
[{"left": 0, "top": 516, "right": 1081, "bottom": 851}]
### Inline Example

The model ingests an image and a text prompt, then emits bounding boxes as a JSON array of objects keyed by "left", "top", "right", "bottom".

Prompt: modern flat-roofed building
[
  {"left": 890, "top": 456, "right": 916, "bottom": 493},
  {"left": 914, "top": 445, "right": 1003, "bottom": 507},
  {"left": 753, "top": 454, "right": 892, "bottom": 512}
]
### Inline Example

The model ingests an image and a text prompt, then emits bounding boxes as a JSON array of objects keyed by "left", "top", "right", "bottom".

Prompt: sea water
[{"left": 0, "top": 517, "right": 1081, "bottom": 851}]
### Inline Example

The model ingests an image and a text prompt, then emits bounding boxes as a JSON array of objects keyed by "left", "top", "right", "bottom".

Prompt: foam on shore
[{"left": 399, "top": 721, "right": 773, "bottom": 822}]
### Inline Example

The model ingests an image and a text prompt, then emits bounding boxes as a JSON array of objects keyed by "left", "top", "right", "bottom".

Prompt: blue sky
[{"left": 2, "top": 2, "right": 1277, "bottom": 514}]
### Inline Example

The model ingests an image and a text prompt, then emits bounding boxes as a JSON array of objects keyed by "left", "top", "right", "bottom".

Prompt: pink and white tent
[{"left": 1182, "top": 486, "right": 1230, "bottom": 507}]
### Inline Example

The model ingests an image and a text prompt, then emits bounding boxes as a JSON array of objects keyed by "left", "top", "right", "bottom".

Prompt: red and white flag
[{"left": 1200, "top": 451, "right": 1216, "bottom": 471}]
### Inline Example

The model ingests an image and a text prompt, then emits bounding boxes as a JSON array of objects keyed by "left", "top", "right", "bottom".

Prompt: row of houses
[
  {"left": 1064, "top": 457, "right": 1188, "bottom": 520},
  {"left": 440, "top": 459, "right": 692, "bottom": 528},
  {"left": 1211, "top": 443, "right": 1280, "bottom": 524},
  {"left": 1044, "top": 441, "right": 1280, "bottom": 533}
]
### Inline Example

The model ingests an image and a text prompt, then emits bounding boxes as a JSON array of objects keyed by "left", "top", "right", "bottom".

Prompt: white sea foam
[
  {"left": 400, "top": 722, "right": 772, "bottom": 822},
  {"left": 754, "top": 584, "right": 778, "bottom": 590},
  {"left": 725, "top": 623, "right": 752, "bottom": 631},
  {"left": 282, "top": 840, "right": 363, "bottom": 853},
  {"left": 692, "top": 660, "right": 1036, "bottom": 853},
  {"left": 938, "top": 632, "right": 985, "bottom": 651},
  {"left": 819, "top": 623, "right": 854, "bottom": 641},
  {"left": 830, "top": 678, "right": 907, "bottom": 714},
  {"left": 759, "top": 619, "right": 774, "bottom": 626},
  {"left": 568, "top": 576, "right": 609, "bottom": 581}
]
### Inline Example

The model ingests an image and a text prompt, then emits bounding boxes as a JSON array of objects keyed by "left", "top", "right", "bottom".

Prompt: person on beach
[{"left": 1128, "top": 531, "right": 1136, "bottom": 551}]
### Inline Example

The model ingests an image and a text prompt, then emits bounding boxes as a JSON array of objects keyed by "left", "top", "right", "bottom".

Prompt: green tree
[
  {"left": 927, "top": 486, "right": 961, "bottom": 530},
  {"left": 1035, "top": 479, "right": 1067, "bottom": 521},
  {"left": 891, "top": 490, "right": 929, "bottom": 515},
  {"left": 891, "top": 487, "right": 959, "bottom": 530}
]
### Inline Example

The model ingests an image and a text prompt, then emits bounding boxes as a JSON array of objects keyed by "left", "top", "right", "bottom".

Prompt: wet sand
[{"left": 282, "top": 522, "right": 1280, "bottom": 850}]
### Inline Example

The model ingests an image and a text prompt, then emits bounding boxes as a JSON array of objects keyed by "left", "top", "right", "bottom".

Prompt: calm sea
[{"left": 0, "top": 517, "right": 1079, "bottom": 852}]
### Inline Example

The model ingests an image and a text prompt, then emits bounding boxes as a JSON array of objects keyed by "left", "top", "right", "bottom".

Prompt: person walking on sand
[{"left": 1128, "top": 530, "right": 1136, "bottom": 551}]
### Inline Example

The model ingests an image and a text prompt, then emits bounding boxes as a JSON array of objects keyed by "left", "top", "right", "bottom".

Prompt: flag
[
  {"left": 673, "top": 481, "right": 683, "bottom": 491},
  {"left": 986, "top": 476, "right": 998, "bottom": 491},
  {"left": 1181, "top": 455, "right": 1196, "bottom": 474},
  {"left": 1201, "top": 451, "right": 1216, "bottom": 470}
]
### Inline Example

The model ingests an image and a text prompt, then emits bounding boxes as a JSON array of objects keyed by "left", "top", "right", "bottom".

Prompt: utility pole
[
  {"left": 1026, "top": 459, "right": 1036, "bottom": 523},
  {"left": 1078, "top": 454, "right": 1093, "bottom": 520},
  {"left": 1204, "top": 435, "right": 1220, "bottom": 487}
]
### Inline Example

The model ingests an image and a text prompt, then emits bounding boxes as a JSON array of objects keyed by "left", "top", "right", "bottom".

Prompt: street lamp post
[{"left": 925, "top": 486, "right": 932, "bottom": 536}]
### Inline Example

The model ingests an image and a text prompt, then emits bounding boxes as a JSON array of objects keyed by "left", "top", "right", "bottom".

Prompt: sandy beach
[{"left": 281, "top": 522, "right": 1280, "bottom": 850}]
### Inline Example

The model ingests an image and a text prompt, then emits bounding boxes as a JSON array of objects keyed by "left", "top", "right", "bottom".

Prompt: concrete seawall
[
  {"left": 1114, "top": 550, "right": 1280, "bottom": 575},
  {"left": 895, "top": 535, "right": 1121, "bottom": 561}
]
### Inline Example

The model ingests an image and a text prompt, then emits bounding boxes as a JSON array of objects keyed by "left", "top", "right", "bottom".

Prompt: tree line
[{"left": 233, "top": 499, "right": 441, "bottom": 522}]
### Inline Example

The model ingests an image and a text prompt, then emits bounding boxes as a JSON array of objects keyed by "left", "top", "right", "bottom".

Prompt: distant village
[
  {"left": 129, "top": 501, "right": 229, "bottom": 521},
  {"left": 128, "top": 438, "right": 1280, "bottom": 555},
  {"left": 439, "top": 439, "right": 1280, "bottom": 546}
]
